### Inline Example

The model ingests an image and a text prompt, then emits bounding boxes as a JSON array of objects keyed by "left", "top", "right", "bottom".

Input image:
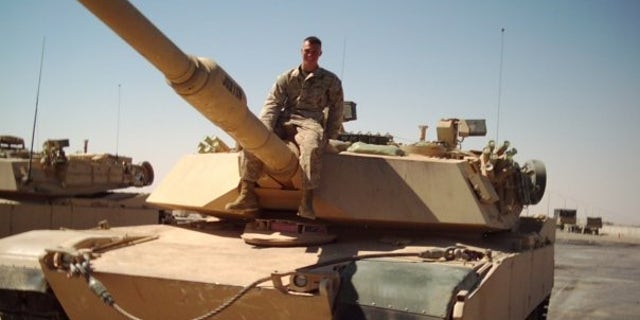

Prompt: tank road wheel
[
  {"left": 525, "top": 295, "right": 550, "bottom": 320},
  {"left": 523, "top": 160, "right": 546, "bottom": 205}
]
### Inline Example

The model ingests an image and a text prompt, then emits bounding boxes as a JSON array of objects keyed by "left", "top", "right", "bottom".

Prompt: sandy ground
[{"left": 548, "top": 228, "right": 640, "bottom": 319}]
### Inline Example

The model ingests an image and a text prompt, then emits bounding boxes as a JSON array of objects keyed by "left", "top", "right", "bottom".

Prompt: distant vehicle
[
  {"left": 554, "top": 208, "right": 580, "bottom": 232},
  {"left": 583, "top": 217, "right": 603, "bottom": 235},
  {"left": 553, "top": 209, "right": 602, "bottom": 235}
]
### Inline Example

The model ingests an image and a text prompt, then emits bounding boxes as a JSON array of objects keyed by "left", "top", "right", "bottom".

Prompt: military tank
[
  {"left": 0, "top": 0, "right": 554, "bottom": 319},
  {"left": 0, "top": 134, "right": 161, "bottom": 238}
]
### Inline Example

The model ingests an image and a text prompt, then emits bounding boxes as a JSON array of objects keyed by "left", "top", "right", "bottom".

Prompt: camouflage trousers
[{"left": 241, "top": 118, "right": 324, "bottom": 190}]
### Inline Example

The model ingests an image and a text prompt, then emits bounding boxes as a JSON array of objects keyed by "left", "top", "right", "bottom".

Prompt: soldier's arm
[
  {"left": 259, "top": 74, "right": 288, "bottom": 130},
  {"left": 324, "top": 78, "right": 345, "bottom": 140}
]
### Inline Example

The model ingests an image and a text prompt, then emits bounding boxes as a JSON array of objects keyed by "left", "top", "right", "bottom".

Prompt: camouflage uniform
[{"left": 241, "top": 65, "right": 344, "bottom": 190}]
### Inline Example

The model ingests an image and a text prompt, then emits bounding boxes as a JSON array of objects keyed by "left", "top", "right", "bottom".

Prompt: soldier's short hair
[{"left": 304, "top": 36, "right": 322, "bottom": 46}]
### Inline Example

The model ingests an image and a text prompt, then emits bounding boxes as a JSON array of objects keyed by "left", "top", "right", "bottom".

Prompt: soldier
[{"left": 225, "top": 36, "right": 344, "bottom": 219}]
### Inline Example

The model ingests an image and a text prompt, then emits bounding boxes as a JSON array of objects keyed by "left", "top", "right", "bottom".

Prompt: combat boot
[
  {"left": 297, "top": 189, "right": 316, "bottom": 220},
  {"left": 225, "top": 180, "right": 259, "bottom": 213}
]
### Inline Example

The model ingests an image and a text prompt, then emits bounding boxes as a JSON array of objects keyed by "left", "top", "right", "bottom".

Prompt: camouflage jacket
[{"left": 259, "top": 65, "right": 344, "bottom": 139}]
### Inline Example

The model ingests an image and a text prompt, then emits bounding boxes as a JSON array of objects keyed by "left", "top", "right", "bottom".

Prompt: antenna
[
  {"left": 26, "top": 37, "right": 46, "bottom": 183},
  {"left": 116, "top": 83, "right": 122, "bottom": 158},
  {"left": 340, "top": 37, "right": 347, "bottom": 81},
  {"left": 496, "top": 27, "right": 505, "bottom": 143}
]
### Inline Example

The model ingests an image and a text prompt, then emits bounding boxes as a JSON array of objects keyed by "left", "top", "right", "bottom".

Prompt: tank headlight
[{"left": 292, "top": 274, "right": 308, "bottom": 288}]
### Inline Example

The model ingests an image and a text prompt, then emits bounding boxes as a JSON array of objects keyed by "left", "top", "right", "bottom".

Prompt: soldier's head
[{"left": 301, "top": 36, "right": 322, "bottom": 72}]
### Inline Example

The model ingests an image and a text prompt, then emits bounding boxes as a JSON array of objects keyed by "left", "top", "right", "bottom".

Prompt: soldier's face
[{"left": 301, "top": 41, "right": 322, "bottom": 65}]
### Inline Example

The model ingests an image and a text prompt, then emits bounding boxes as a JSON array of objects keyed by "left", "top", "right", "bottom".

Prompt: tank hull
[
  {"left": 0, "top": 193, "right": 161, "bottom": 238},
  {"left": 1, "top": 217, "right": 554, "bottom": 319}
]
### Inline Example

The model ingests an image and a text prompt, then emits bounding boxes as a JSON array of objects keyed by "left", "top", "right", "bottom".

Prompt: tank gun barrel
[{"left": 77, "top": 0, "right": 297, "bottom": 179}]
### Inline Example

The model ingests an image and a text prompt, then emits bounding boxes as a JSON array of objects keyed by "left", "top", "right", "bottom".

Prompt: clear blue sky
[{"left": 2, "top": 1, "right": 639, "bottom": 224}]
